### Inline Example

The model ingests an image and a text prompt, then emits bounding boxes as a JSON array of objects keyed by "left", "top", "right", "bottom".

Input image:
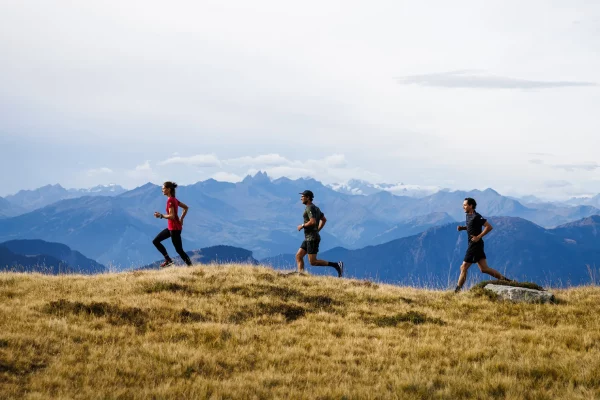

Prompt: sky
[{"left": 1, "top": 0, "right": 599, "bottom": 200}]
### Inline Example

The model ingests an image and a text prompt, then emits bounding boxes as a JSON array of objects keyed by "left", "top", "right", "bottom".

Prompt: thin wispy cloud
[
  {"left": 224, "top": 154, "right": 290, "bottom": 167},
  {"left": 396, "top": 71, "right": 597, "bottom": 90},
  {"left": 211, "top": 172, "right": 243, "bottom": 183},
  {"left": 544, "top": 180, "right": 572, "bottom": 188},
  {"left": 528, "top": 152, "right": 556, "bottom": 157},
  {"left": 532, "top": 159, "right": 600, "bottom": 172},
  {"left": 552, "top": 162, "right": 600, "bottom": 172},
  {"left": 158, "top": 155, "right": 221, "bottom": 167},
  {"left": 86, "top": 167, "right": 113, "bottom": 176}
]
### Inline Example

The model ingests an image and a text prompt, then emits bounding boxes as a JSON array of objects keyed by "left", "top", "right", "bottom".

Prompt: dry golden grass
[{"left": 0, "top": 264, "right": 599, "bottom": 399}]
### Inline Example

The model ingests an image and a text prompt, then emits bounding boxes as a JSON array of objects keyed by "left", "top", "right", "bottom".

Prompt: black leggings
[{"left": 153, "top": 229, "right": 192, "bottom": 265}]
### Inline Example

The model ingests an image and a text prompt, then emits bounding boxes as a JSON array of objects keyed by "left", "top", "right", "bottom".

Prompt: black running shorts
[
  {"left": 464, "top": 241, "right": 486, "bottom": 263},
  {"left": 300, "top": 239, "right": 320, "bottom": 255}
]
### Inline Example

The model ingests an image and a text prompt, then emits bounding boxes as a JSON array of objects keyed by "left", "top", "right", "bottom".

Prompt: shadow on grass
[
  {"left": 368, "top": 311, "right": 445, "bottom": 327},
  {"left": 178, "top": 309, "right": 207, "bottom": 323},
  {"left": 229, "top": 302, "right": 308, "bottom": 324},
  {"left": 142, "top": 281, "right": 198, "bottom": 295},
  {"left": 43, "top": 299, "right": 148, "bottom": 332},
  {"left": 0, "top": 358, "right": 47, "bottom": 376},
  {"left": 229, "top": 284, "right": 341, "bottom": 311},
  {"left": 349, "top": 280, "right": 380, "bottom": 289}
]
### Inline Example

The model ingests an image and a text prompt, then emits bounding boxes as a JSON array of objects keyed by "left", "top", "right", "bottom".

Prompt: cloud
[
  {"left": 158, "top": 154, "right": 221, "bottom": 167},
  {"left": 552, "top": 162, "right": 599, "bottom": 172},
  {"left": 528, "top": 152, "right": 556, "bottom": 157},
  {"left": 155, "top": 153, "right": 355, "bottom": 184},
  {"left": 211, "top": 172, "right": 243, "bottom": 182},
  {"left": 126, "top": 160, "right": 155, "bottom": 180},
  {"left": 384, "top": 183, "right": 441, "bottom": 196},
  {"left": 396, "top": 71, "right": 597, "bottom": 90},
  {"left": 247, "top": 166, "right": 316, "bottom": 180},
  {"left": 544, "top": 180, "right": 572, "bottom": 188},
  {"left": 86, "top": 167, "right": 113, "bottom": 176},
  {"left": 529, "top": 159, "right": 600, "bottom": 172},
  {"left": 224, "top": 154, "right": 291, "bottom": 167},
  {"left": 321, "top": 154, "right": 347, "bottom": 168}
]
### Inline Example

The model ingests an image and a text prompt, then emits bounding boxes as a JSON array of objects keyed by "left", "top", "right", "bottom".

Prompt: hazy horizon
[{"left": 3, "top": 170, "right": 598, "bottom": 203}]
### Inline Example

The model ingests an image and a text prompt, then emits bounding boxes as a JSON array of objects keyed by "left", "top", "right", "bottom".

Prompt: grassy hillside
[{"left": 1, "top": 265, "right": 599, "bottom": 399}]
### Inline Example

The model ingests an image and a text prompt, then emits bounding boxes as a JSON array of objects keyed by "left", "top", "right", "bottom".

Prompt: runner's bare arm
[
  {"left": 159, "top": 206, "right": 178, "bottom": 220},
  {"left": 471, "top": 221, "right": 493, "bottom": 242},
  {"left": 318, "top": 214, "right": 327, "bottom": 231},
  {"left": 179, "top": 201, "right": 189, "bottom": 222},
  {"left": 457, "top": 225, "right": 467, "bottom": 231},
  {"left": 298, "top": 218, "right": 317, "bottom": 231}
]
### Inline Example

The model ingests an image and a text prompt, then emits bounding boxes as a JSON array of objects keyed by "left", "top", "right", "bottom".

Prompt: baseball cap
[{"left": 299, "top": 190, "right": 314, "bottom": 199}]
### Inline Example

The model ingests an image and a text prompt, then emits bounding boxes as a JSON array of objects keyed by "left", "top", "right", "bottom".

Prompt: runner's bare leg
[
  {"left": 307, "top": 253, "right": 330, "bottom": 266},
  {"left": 296, "top": 248, "right": 307, "bottom": 272},
  {"left": 457, "top": 262, "right": 472, "bottom": 289},
  {"left": 477, "top": 259, "right": 510, "bottom": 280}
]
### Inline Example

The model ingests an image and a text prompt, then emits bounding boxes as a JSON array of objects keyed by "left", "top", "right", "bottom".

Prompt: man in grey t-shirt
[
  {"left": 295, "top": 190, "right": 343, "bottom": 277},
  {"left": 454, "top": 197, "right": 514, "bottom": 292}
]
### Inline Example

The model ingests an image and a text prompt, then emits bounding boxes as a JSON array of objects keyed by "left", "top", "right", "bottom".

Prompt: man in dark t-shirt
[
  {"left": 295, "top": 190, "right": 344, "bottom": 277},
  {"left": 454, "top": 197, "right": 514, "bottom": 292}
]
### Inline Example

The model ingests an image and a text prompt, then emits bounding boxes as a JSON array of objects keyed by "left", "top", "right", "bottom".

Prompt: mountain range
[
  {"left": 2, "top": 183, "right": 126, "bottom": 214},
  {"left": 0, "top": 239, "right": 105, "bottom": 274},
  {"left": 1, "top": 173, "right": 600, "bottom": 269}
]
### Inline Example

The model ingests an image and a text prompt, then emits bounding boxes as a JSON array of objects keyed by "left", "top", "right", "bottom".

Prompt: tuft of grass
[
  {"left": 142, "top": 281, "right": 197, "bottom": 295},
  {"left": 471, "top": 286, "right": 501, "bottom": 301},
  {"left": 370, "top": 311, "right": 445, "bottom": 327},
  {"left": 228, "top": 302, "right": 308, "bottom": 324},
  {"left": 177, "top": 309, "right": 207, "bottom": 323},
  {"left": 350, "top": 280, "right": 380, "bottom": 289}
]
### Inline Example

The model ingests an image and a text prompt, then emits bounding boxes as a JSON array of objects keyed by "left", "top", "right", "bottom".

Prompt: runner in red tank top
[{"left": 152, "top": 181, "right": 193, "bottom": 267}]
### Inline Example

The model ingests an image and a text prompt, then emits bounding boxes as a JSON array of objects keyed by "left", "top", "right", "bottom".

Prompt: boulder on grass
[{"left": 483, "top": 284, "right": 555, "bottom": 304}]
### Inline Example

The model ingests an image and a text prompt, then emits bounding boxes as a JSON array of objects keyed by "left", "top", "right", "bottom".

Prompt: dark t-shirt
[
  {"left": 303, "top": 204, "right": 322, "bottom": 241},
  {"left": 466, "top": 212, "right": 487, "bottom": 245}
]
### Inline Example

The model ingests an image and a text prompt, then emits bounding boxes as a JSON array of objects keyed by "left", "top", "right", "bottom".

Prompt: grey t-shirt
[{"left": 303, "top": 204, "right": 322, "bottom": 241}]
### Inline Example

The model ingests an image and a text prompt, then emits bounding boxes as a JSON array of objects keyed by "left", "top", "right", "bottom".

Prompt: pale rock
[{"left": 483, "top": 284, "right": 555, "bottom": 304}]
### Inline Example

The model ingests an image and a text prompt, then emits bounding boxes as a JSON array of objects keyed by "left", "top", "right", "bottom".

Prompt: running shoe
[
  {"left": 335, "top": 261, "right": 344, "bottom": 278},
  {"left": 159, "top": 259, "right": 174, "bottom": 268}
]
